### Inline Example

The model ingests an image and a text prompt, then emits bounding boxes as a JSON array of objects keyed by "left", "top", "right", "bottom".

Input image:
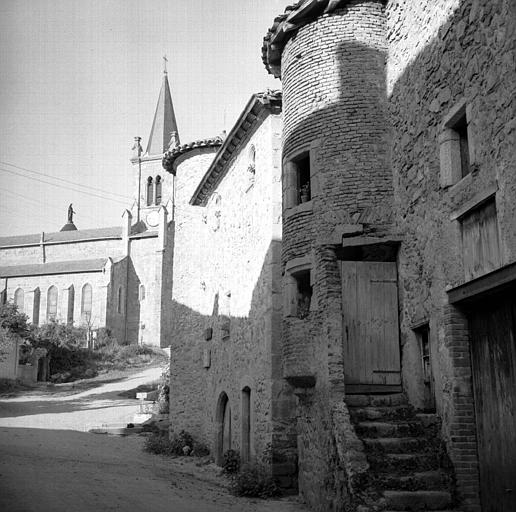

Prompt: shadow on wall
[{"left": 168, "top": 240, "right": 298, "bottom": 489}]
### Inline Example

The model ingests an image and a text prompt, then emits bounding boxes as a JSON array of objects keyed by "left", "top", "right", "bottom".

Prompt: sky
[{"left": 0, "top": 0, "right": 286, "bottom": 236}]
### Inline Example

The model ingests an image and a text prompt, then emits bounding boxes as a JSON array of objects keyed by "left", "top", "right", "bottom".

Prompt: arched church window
[
  {"left": 117, "top": 286, "right": 123, "bottom": 314},
  {"left": 146, "top": 177, "right": 154, "bottom": 206},
  {"left": 47, "top": 286, "right": 58, "bottom": 322},
  {"left": 67, "top": 285, "right": 75, "bottom": 325},
  {"left": 155, "top": 176, "right": 162, "bottom": 205},
  {"left": 81, "top": 283, "right": 92, "bottom": 322},
  {"left": 14, "top": 288, "right": 24, "bottom": 313}
]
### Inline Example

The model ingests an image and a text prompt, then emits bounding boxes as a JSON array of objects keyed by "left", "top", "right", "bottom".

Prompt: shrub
[
  {"left": 143, "top": 430, "right": 210, "bottom": 458},
  {"left": 222, "top": 449, "right": 241, "bottom": 474},
  {"left": 229, "top": 464, "right": 280, "bottom": 499},
  {"left": 156, "top": 366, "right": 170, "bottom": 414},
  {"left": 144, "top": 432, "right": 177, "bottom": 456}
]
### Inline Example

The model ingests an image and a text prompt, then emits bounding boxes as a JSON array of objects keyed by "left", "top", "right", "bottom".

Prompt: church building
[{"left": 0, "top": 68, "right": 177, "bottom": 348}]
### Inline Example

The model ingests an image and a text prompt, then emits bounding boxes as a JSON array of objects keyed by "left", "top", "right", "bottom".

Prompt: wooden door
[
  {"left": 342, "top": 261, "right": 401, "bottom": 391},
  {"left": 468, "top": 292, "right": 516, "bottom": 511},
  {"left": 222, "top": 401, "right": 232, "bottom": 454}
]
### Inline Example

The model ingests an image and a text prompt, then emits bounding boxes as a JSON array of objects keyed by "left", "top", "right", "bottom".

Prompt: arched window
[
  {"left": 67, "top": 285, "right": 75, "bottom": 325},
  {"left": 32, "top": 288, "right": 40, "bottom": 326},
  {"left": 155, "top": 176, "right": 162, "bottom": 205},
  {"left": 117, "top": 286, "right": 123, "bottom": 314},
  {"left": 81, "top": 283, "right": 92, "bottom": 322},
  {"left": 139, "top": 284, "right": 146, "bottom": 301},
  {"left": 146, "top": 177, "right": 154, "bottom": 206},
  {"left": 14, "top": 288, "right": 24, "bottom": 313},
  {"left": 47, "top": 286, "right": 58, "bottom": 322}
]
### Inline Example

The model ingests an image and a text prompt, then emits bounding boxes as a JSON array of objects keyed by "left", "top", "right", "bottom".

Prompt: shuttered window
[{"left": 461, "top": 199, "right": 501, "bottom": 280}]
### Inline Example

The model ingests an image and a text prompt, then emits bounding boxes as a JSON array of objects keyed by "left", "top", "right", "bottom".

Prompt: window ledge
[
  {"left": 449, "top": 183, "right": 498, "bottom": 220},
  {"left": 285, "top": 200, "right": 313, "bottom": 219}
]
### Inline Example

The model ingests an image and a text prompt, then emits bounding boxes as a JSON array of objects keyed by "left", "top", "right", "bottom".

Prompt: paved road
[{"left": 0, "top": 368, "right": 308, "bottom": 512}]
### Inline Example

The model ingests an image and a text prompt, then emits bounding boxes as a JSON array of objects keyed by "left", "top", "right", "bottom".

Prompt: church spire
[{"left": 146, "top": 56, "right": 180, "bottom": 156}]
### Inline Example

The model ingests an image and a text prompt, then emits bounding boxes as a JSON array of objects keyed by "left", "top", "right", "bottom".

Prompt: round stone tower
[{"left": 263, "top": 1, "right": 396, "bottom": 508}]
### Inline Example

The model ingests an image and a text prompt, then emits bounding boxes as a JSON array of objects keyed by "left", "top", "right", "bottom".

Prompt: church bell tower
[{"left": 131, "top": 57, "right": 180, "bottom": 230}]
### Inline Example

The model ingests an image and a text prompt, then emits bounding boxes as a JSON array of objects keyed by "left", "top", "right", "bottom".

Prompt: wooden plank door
[
  {"left": 468, "top": 292, "right": 516, "bottom": 511},
  {"left": 342, "top": 261, "right": 401, "bottom": 390}
]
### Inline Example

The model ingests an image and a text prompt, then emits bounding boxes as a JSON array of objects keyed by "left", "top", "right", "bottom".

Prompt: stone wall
[
  {"left": 279, "top": 1, "right": 392, "bottom": 509},
  {"left": 167, "top": 112, "right": 296, "bottom": 483},
  {"left": 3, "top": 270, "right": 109, "bottom": 330},
  {"left": 387, "top": 0, "right": 516, "bottom": 509}
]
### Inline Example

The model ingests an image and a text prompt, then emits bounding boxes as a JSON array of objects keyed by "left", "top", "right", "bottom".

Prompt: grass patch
[
  {"left": 143, "top": 431, "right": 210, "bottom": 458},
  {"left": 229, "top": 464, "right": 280, "bottom": 499}
]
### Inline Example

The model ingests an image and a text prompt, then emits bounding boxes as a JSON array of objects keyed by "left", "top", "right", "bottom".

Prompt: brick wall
[{"left": 279, "top": 1, "right": 391, "bottom": 508}]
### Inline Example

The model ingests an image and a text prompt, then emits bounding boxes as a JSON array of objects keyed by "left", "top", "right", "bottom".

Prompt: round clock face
[{"left": 146, "top": 210, "right": 160, "bottom": 227}]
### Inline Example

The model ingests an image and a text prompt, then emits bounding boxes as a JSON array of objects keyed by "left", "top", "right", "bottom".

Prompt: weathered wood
[
  {"left": 342, "top": 261, "right": 401, "bottom": 387},
  {"left": 468, "top": 291, "right": 516, "bottom": 512},
  {"left": 462, "top": 200, "right": 501, "bottom": 280}
]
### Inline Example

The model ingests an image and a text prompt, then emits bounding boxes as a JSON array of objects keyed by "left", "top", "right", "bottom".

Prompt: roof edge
[
  {"left": 190, "top": 90, "right": 282, "bottom": 206},
  {"left": 162, "top": 137, "right": 223, "bottom": 174},
  {"left": 262, "top": 0, "right": 365, "bottom": 77}
]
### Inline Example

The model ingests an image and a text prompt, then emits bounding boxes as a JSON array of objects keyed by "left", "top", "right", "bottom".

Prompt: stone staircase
[{"left": 347, "top": 393, "right": 460, "bottom": 512}]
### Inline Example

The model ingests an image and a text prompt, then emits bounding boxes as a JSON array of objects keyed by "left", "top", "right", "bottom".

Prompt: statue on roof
[{"left": 68, "top": 204, "right": 75, "bottom": 223}]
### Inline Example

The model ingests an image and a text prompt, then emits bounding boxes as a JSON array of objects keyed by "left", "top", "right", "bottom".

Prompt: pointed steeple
[{"left": 146, "top": 56, "right": 180, "bottom": 156}]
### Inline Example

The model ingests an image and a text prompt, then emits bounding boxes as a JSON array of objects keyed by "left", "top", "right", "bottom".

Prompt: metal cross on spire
[{"left": 163, "top": 54, "right": 168, "bottom": 74}]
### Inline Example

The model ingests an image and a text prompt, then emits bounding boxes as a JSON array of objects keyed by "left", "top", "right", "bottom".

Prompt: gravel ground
[{"left": 0, "top": 367, "right": 309, "bottom": 512}]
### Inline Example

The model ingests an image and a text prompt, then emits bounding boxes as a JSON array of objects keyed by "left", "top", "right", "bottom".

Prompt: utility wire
[
  {"left": 0, "top": 167, "right": 129, "bottom": 205},
  {"left": 2, "top": 189, "right": 100, "bottom": 224},
  {"left": 0, "top": 160, "right": 132, "bottom": 201}
]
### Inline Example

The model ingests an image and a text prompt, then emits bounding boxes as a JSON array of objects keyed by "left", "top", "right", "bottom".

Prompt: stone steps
[
  {"left": 375, "top": 470, "right": 451, "bottom": 491},
  {"left": 355, "top": 420, "right": 425, "bottom": 438},
  {"left": 347, "top": 393, "right": 460, "bottom": 511},
  {"left": 350, "top": 405, "right": 415, "bottom": 422},
  {"left": 383, "top": 490, "right": 452, "bottom": 510},
  {"left": 369, "top": 452, "right": 439, "bottom": 474},
  {"left": 363, "top": 436, "right": 426, "bottom": 453}
]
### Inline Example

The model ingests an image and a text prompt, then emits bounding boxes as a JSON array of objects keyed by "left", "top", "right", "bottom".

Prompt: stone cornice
[{"left": 162, "top": 137, "right": 223, "bottom": 175}]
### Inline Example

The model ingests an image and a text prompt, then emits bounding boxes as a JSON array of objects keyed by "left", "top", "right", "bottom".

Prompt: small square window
[
  {"left": 294, "top": 269, "right": 312, "bottom": 319},
  {"left": 439, "top": 101, "right": 473, "bottom": 187},
  {"left": 294, "top": 153, "right": 311, "bottom": 204}
]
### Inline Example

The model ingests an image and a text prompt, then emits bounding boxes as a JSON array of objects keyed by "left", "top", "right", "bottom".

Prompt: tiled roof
[
  {"left": 190, "top": 91, "right": 282, "bottom": 206},
  {"left": 0, "top": 226, "right": 123, "bottom": 248},
  {"left": 0, "top": 258, "right": 108, "bottom": 278},
  {"left": 162, "top": 137, "right": 223, "bottom": 174},
  {"left": 262, "top": 0, "right": 350, "bottom": 77}
]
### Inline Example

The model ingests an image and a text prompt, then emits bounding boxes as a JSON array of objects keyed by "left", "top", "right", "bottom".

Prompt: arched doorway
[
  {"left": 241, "top": 387, "right": 251, "bottom": 463},
  {"left": 215, "top": 392, "right": 231, "bottom": 465}
]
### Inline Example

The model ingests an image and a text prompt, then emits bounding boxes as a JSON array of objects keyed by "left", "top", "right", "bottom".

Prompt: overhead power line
[
  {"left": 2, "top": 189, "right": 100, "bottom": 224},
  {"left": 0, "top": 160, "right": 132, "bottom": 201},
  {"left": 0, "top": 166, "right": 130, "bottom": 206}
]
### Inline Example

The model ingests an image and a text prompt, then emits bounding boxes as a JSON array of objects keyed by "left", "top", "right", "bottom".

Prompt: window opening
[
  {"left": 295, "top": 269, "right": 312, "bottom": 319},
  {"left": 155, "top": 176, "right": 162, "bottom": 205},
  {"left": 32, "top": 288, "right": 40, "bottom": 326},
  {"left": 117, "top": 286, "right": 123, "bottom": 314},
  {"left": 295, "top": 152, "right": 311, "bottom": 204},
  {"left": 47, "top": 286, "right": 58, "bottom": 321},
  {"left": 14, "top": 288, "right": 24, "bottom": 313},
  {"left": 81, "top": 283, "right": 92, "bottom": 322},
  {"left": 139, "top": 284, "right": 146, "bottom": 301},
  {"left": 453, "top": 114, "right": 470, "bottom": 178},
  {"left": 461, "top": 199, "right": 501, "bottom": 280},
  {"left": 146, "top": 177, "right": 154, "bottom": 206},
  {"left": 414, "top": 323, "right": 435, "bottom": 412},
  {"left": 241, "top": 387, "right": 251, "bottom": 463},
  {"left": 67, "top": 285, "right": 74, "bottom": 325}
]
